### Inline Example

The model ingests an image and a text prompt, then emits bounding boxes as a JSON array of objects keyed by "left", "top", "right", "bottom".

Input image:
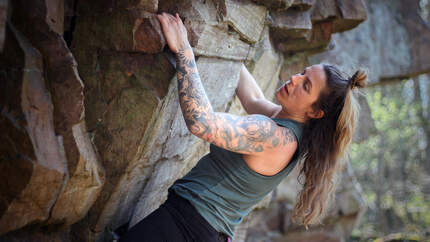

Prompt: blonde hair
[{"left": 292, "top": 66, "right": 367, "bottom": 227}]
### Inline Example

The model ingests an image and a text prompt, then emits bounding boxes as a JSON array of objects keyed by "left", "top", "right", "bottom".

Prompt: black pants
[{"left": 118, "top": 190, "right": 229, "bottom": 242}]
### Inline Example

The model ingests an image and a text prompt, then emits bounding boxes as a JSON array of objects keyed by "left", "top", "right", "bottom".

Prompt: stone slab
[
  {"left": 48, "top": 121, "right": 105, "bottom": 226},
  {"left": 74, "top": 10, "right": 165, "bottom": 53},
  {"left": 223, "top": 0, "right": 267, "bottom": 43},
  {"left": 291, "top": 0, "right": 315, "bottom": 11},
  {"left": 310, "top": 0, "right": 338, "bottom": 22},
  {"left": 309, "top": 0, "right": 430, "bottom": 85},
  {"left": 159, "top": 0, "right": 220, "bottom": 24},
  {"left": 128, "top": 57, "right": 242, "bottom": 230},
  {"left": 0, "top": 24, "right": 67, "bottom": 235},
  {"left": 251, "top": 0, "right": 293, "bottom": 10},
  {"left": 276, "top": 21, "right": 333, "bottom": 53},
  {"left": 270, "top": 8, "right": 312, "bottom": 42},
  {"left": 68, "top": 50, "right": 175, "bottom": 241},
  {"left": 77, "top": 0, "right": 158, "bottom": 15},
  {"left": 189, "top": 21, "right": 255, "bottom": 60},
  {"left": 10, "top": 0, "right": 105, "bottom": 228},
  {"left": 333, "top": 0, "right": 367, "bottom": 32}
]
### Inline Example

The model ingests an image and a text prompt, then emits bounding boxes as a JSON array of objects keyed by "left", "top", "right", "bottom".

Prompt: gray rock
[
  {"left": 222, "top": 0, "right": 267, "bottom": 43},
  {"left": 309, "top": 0, "right": 430, "bottom": 85},
  {"left": 129, "top": 57, "right": 242, "bottom": 230}
]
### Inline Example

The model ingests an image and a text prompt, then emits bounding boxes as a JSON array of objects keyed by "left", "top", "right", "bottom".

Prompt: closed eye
[{"left": 301, "top": 69, "right": 312, "bottom": 93}]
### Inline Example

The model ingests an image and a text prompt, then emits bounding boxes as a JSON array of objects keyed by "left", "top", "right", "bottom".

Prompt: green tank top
[{"left": 170, "top": 118, "right": 303, "bottom": 239}]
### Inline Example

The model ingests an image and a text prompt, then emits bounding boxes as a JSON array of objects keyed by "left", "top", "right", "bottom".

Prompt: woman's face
[{"left": 275, "top": 64, "right": 327, "bottom": 121}]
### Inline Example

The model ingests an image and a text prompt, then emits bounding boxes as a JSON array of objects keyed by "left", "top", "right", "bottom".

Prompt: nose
[{"left": 290, "top": 73, "right": 302, "bottom": 86}]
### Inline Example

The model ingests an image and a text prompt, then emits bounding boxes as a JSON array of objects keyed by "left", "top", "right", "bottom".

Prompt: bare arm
[
  {"left": 157, "top": 13, "right": 296, "bottom": 156},
  {"left": 236, "top": 64, "right": 281, "bottom": 117}
]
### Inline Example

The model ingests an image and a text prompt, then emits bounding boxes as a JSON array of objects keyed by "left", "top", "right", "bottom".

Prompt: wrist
[
  {"left": 176, "top": 42, "right": 194, "bottom": 62},
  {"left": 179, "top": 39, "right": 192, "bottom": 50}
]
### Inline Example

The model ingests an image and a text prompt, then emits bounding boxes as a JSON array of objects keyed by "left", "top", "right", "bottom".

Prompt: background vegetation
[{"left": 350, "top": 74, "right": 430, "bottom": 240}]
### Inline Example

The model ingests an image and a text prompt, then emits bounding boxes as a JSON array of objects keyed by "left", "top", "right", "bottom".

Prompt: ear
[{"left": 308, "top": 109, "right": 324, "bottom": 119}]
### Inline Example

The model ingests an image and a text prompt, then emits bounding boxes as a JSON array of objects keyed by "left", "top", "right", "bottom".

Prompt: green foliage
[{"left": 349, "top": 76, "right": 430, "bottom": 240}]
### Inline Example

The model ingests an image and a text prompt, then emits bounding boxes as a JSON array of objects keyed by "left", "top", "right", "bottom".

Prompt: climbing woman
[{"left": 119, "top": 12, "right": 367, "bottom": 242}]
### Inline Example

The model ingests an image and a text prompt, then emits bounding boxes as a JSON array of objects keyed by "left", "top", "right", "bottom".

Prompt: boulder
[
  {"left": 0, "top": 227, "right": 70, "bottom": 242},
  {"left": 160, "top": 0, "right": 255, "bottom": 60},
  {"left": 251, "top": 0, "right": 293, "bottom": 11},
  {"left": 48, "top": 121, "right": 105, "bottom": 226},
  {"left": 228, "top": 26, "right": 283, "bottom": 120},
  {"left": 311, "top": 0, "right": 367, "bottom": 32},
  {"left": 275, "top": 21, "right": 333, "bottom": 53},
  {"left": 0, "top": 24, "right": 67, "bottom": 235},
  {"left": 189, "top": 21, "right": 255, "bottom": 60},
  {"left": 270, "top": 8, "right": 312, "bottom": 41},
  {"left": 271, "top": 0, "right": 366, "bottom": 54},
  {"left": 134, "top": 14, "right": 166, "bottom": 53},
  {"left": 64, "top": 0, "right": 75, "bottom": 33},
  {"left": 158, "top": 0, "right": 220, "bottom": 24},
  {"left": 309, "top": 0, "right": 430, "bottom": 85},
  {"left": 0, "top": 0, "right": 7, "bottom": 52},
  {"left": 116, "top": 0, "right": 158, "bottom": 13},
  {"left": 69, "top": 50, "right": 175, "bottom": 241},
  {"left": 333, "top": 0, "right": 367, "bottom": 33},
  {"left": 129, "top": 57, "right": 242, "bottom": 231},
  {"left": 249, "top": 26, "right": 284, "bottom": 98},
  {"left": 310, "top": 0, "right": 337, "bottom": 22},
  {"left": 77, "top": 0, "right": 158, "bottom": 16},
  {"left": 10, "top": 0, "right": 105, "bottom": 227},
  {"left": 291, "top": 0, "right": 315, "bottom": 11},
  {"left": 73, "top": 10, "right": 165, "bottom": 53},
  {"left": 222, "top": 0, "right": 267, "bottom": 43},
  {"left": 0, "top": 0, "right": 377, "bottom": 240}
]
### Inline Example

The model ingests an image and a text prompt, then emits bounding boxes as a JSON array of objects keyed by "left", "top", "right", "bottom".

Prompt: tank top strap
[{"left": 271, "top": 118, "right": 304, "bottom": 147}]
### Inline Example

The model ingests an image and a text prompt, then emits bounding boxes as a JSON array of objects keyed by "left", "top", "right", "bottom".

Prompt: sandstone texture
[
  {"left": 309, "top": 0, "right": 430, "bottom": 85},
  {"left": 1, "top": 0, "right": 429, "bottom": 241}
]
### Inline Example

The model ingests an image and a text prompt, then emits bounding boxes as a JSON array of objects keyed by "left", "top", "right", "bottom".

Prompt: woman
[{"left": 119, "top": 12, "right": 367, "bottom": 242}]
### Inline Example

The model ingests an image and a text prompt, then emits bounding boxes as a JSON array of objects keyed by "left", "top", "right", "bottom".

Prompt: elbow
[
  {"left": 184, "top": 118, "right": 204, "bottom": 137},
  {"left": 185, "top": 117, "right": 212, "bottom": 140},
  {"left": 187, "top": 123, "right": 201, "bottom": 136}
]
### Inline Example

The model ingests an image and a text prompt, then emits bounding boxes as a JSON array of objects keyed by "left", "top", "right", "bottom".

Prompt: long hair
[{"left": 292, "top": 64, "right": 367, "bottom": 227}]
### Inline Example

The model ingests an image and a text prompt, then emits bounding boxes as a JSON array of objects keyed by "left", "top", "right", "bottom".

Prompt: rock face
[
  {"left": 0, "top": 23, "right": 68, "bottom": 235},
  {"left": 0, "top": 0, "right": 429, "bottom": 241},
  {"left": 309, "top": 0, "right": 430, "bottom": 85},
  {"left": 1, "top": 0, "right": 104, "bottom": 237}
]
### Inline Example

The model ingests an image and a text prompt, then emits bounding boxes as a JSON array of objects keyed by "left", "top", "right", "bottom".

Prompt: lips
[{"left": 283, "top": 84, "right": 289, "bottom": 95}]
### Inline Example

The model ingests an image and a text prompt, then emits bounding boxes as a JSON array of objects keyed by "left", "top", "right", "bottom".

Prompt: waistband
[{"left": 165, "top": 190, "right": 230, "bottom": 242}]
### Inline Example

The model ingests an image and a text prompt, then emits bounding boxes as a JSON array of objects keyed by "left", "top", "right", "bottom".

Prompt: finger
[
  {"left": 166, "top": 14, "right": 177, "bottom": 23},
  {"left": 175, "top": 13, "right": 183, "bottom": 24},
  {"left": 156, "top": 14, "right": 163, "bottom": 23},
  {"left": 162, "top": 12, "right": 175, "bottom": 21},
  {"left": 160, "top": 13, "right": 174, "bottom": 25},
  {"left": 157, "top": 15, "right": 169, "bottom": 29},
  {"left": 157, "top": 14, "right": 166, "bottom": 23}
]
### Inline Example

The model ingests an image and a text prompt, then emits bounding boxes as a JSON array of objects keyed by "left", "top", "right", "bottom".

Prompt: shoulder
[
  {"left": 243, "top": 125, "right": 298, "bottom": 176},
  {"left": 235, "top": 114, "right": 298, "bottom": 149}
]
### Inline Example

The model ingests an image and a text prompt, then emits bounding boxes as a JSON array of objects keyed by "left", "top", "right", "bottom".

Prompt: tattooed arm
[{"left": 157, "top": 13, "right": 297, "bottom": 156}]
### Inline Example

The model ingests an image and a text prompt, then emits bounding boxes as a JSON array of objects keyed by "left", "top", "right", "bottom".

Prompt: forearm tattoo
[{"left": 176, "top": 43, "right": 296, "bottom": 154}]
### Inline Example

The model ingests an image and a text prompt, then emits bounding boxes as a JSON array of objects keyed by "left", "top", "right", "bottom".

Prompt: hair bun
[{"left": 350, "top": 69, "right": 367, "bottom": 89}]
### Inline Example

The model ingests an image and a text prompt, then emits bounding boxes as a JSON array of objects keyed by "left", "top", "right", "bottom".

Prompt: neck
[{"left": 273, "top": 108, "right": 307, "bottom": 123}]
